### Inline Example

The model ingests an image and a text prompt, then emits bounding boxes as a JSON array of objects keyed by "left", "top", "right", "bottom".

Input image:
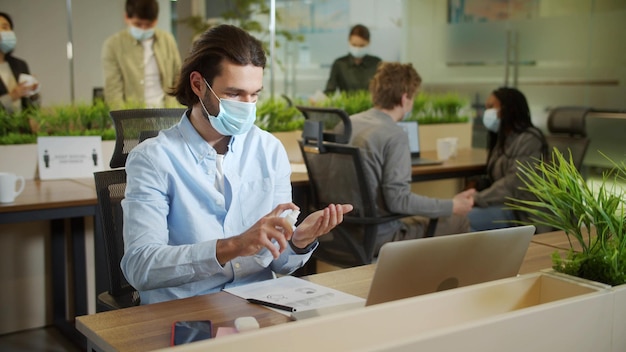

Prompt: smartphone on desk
[{"left": 170, "top": 320, "right": 213, "bottom": 346}]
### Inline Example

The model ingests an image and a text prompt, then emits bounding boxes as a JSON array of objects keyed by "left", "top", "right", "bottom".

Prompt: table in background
[
  {"left": 412, "top": 148, "right": 487, "bottom": 182},
  {"left": 76, "top": 231, "right": 567, "bottom": 352},
  {"left": 0, "top": 178, "right": 98, "bottom": 348}
]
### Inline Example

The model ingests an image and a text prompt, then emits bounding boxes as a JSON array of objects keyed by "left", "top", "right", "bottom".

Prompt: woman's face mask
[
  {"left": 349, "top": 45, "right": 368, "bottom": 59},
  {"left": 482, "top": 108, "right": 500, "bottom": 133},
  {"left": 0, "top": 31, "right": 17, "bottom": 54},
  {"left": 199, "top": 78, "right": 257, "bottom": 136}
]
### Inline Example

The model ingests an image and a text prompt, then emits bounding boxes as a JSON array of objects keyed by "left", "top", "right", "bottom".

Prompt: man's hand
[
  {"left": 290, "top": 204, "right": 354, "bottom": 249},
  {"left": 216, "top": 203, "right": 299, "bottom": 265},
  {"left": 452, "top": 188, "right": 476, "bottom": 216}
]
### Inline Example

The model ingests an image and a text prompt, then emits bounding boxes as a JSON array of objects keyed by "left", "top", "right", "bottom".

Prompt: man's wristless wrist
[{"left": 289, "top": 239, "right": 318, "bottom": 254}]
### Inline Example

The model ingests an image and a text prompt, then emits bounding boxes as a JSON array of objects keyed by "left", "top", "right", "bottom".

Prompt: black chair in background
[
  {"left": 109, "top": 108, "right": 185, "bottom": 168},
  {"left": 545, "top": 106, "right": 591, "bottom": 172},
  {"left": 95, "top": 108, "right": 183, "bottom": 310},
  {"left": 297, "top": 106, "right": 437, "bottom": 268},
  {"left": 94, "top": 169, "right": 139, "bottom": 310}
]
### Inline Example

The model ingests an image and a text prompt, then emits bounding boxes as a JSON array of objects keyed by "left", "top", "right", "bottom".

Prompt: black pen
[{"left": 246, "top": 298, "right": 297, "bottom": 312}]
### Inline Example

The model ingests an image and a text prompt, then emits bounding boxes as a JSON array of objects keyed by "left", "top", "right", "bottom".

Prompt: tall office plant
[{"left": 507, "top": 149, "right": 626, "bottom": 286}]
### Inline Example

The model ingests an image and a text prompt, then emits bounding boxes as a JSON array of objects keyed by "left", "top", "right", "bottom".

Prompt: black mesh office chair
[
  {"left": 297, "top": 107, "right": 437, "bottom": 268},
  {"left": 95, "top": 108, "right": 182, "bottom": 309},
  {"left": 545, "top": 106, "right": 591, "bottom": 172},
  {"left": 94, "top": 169, "right": 139, "bottom": 310},
  {"left": 109, "top": 108, "right": 185, "bottom": 168}
]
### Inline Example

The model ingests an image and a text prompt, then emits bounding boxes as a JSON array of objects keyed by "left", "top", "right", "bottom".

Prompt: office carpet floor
[{"left": 0, "top": 327, "right": 81, "bottom": 352}]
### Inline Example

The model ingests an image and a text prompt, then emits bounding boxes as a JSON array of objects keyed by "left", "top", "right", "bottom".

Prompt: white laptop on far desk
[
  {"left": 397, "top": 121, "right": 443, "bottom": 166},
  {"left": 365, "top": 225, "right": 536, "bottom": 306}
]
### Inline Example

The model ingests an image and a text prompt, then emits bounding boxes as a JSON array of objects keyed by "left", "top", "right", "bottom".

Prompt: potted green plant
[{"left": 507, "top": 149, "right": 626, "bottom": 286}]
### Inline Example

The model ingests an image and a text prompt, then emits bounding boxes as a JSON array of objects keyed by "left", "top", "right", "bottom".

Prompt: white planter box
[
  {"left": 419, "top": 122, "right": 473, "bottom": 151},
  {"left": 163, "top": 272, "right": 613, "bottom": 352},
  {"left": 272, "top": 130, "right": 303, "bottom": 164}
]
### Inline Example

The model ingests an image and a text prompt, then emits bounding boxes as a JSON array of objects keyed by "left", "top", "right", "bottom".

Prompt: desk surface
[
  {"left": 412, "top": 149, "right": 487, "bottom": 178},
  {"left": 0, "top": 178, "right": 96, "bottom": 214},
  {"left": 291, "top": 148, "right": 487, "bottom": 186},
  {"left": 76, "top": 231, "right": 567, "bottom": 352}
]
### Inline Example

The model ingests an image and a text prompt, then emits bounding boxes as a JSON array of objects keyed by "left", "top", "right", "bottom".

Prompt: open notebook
[
  {"left": 291, "top": 225, "right": 535, "bottom": 319},
  {"left": 397, "top": 121, "right": 443, "bottom": 166}
]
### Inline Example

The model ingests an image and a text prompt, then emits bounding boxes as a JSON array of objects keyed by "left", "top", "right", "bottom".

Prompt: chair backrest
[
  {"left": 299, "top": 115, "right": 406, "bottom": 267},
  {"left": 545, "top": 106, "right": 591, "bottom": 171},
  {"left": 296, "top": 106, "right": 352, "bottom": 144},
  {"left": 109, "top": 108, "right": 185, "bottom": 168},
  {"left": 93, "top": 169, "right": 138, "bottom": 307},
  {"left": 547, "top": 106, "right": 590, "bottom": 137}
]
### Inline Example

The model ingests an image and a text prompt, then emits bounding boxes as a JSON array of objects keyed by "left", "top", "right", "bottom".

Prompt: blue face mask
[
  {"left": 482, "top": 108, "right": 500, "bottom": 133},
  {"left": 0, "top": 31, "right": 17, "bottom": 54},
  {"left": 199, "top": 78, "right": 257, "bottom": 136},
  {"left": 129, "top": 25, "right": 155, "bottom": 41}
]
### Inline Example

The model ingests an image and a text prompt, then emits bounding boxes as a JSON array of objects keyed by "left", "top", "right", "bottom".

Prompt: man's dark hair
[
  {"left": 126, "top": 0, "right": 159, "bottom": 21},
  {"left": 0, "top": 12, "right": 14, "bottom": 30},
  {"left": 349, "top": 24, "right": 370, "bottom": 42},
  {"left": 171, "top": 24, "right": 266, "bottom": 107}
]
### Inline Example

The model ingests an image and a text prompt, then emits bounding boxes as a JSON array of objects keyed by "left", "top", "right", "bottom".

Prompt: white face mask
[
  {"left": 129, "top": 25, "right": 155, "bottom": 41},
  {"left": 199, "top": 78, "right": 257, "bottom": 136},
  {"left": 0, "top": 31, "right": 17, "bottom": 54},
  {"left": 482, "top": 108, "right": 500, "bottom": 132},
  {"left": 349, "top": 45, "right": 368, "bottom": 59}
]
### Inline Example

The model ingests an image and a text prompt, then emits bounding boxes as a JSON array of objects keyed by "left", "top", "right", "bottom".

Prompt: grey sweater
[
  {"left": 350, "top": 108, "right": 453, "bottom": 220},
  {"left": 474, "top": 129, "right": 546, "bottom": 208}
]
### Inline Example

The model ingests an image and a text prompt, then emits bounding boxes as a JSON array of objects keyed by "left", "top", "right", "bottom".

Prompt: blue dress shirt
[{"left": 121, "top": 112, "right": 312, "bottom": 304}]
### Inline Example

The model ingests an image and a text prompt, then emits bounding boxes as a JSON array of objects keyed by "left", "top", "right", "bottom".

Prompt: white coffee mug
[
  {"left": 0, "top": 172, "right": 25, "bottom": 203},
  {"left": 436, "top": 138, "right": 453, "bottom": 161}
]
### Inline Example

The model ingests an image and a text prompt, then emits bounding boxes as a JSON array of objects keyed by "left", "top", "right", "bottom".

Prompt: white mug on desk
[{"left": 0, "top": 172, "right": 25, "bottom": 203}]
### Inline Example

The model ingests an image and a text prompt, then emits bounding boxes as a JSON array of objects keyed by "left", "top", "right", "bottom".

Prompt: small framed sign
[{"left": 37, "top": 136, "right": 104, "bottom": 180}]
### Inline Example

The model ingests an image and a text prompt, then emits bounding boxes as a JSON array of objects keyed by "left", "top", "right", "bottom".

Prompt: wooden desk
[
  {"left": 0, "top": 178, "right": 98, "bottom": 348},
  {"left": 76, "top": 231, "right": 563, "bottom": 352},
  {"left": 411, "top": 148, "right": 487, "bottom": 182}
]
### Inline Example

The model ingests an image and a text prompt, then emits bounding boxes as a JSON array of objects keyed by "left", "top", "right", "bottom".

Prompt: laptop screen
[{"left": 397, "top": 121, "right": 420, "bottom": 155}]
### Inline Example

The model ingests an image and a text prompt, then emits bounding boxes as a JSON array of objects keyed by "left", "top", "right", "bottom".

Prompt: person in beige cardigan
[
  {"left": 102, "top": 0, "right": 181, "bottom": 109},
  {"left": 468, "top": 87, "right": 548, "bottom": 231}
]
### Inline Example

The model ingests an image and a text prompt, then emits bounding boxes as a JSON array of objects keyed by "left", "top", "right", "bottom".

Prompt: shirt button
[{"left": 234, "top": 263, "right": 241, "bottom": 269}]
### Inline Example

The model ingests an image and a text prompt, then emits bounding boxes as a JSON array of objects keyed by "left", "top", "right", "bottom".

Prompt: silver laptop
[
  {"left": 397, "top": 121, "right": 443, "bottom": 166},
  {"left": 365, "top": 225, "right": 536, "bottom": 306}
]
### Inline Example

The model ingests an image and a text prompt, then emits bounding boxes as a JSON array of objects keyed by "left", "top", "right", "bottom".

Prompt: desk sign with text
[{"left": 37, "top": 136, "right": 104, "bottom": 180}]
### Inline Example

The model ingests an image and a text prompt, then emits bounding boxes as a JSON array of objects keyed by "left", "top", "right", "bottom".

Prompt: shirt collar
[{"left": 176, "top": 110, "right": 245, "bottom": 162}]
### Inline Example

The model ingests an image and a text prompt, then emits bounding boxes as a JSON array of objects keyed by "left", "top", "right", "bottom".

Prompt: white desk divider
[{"left": 159, "top": 272, "right": 616, "bottom": 352}]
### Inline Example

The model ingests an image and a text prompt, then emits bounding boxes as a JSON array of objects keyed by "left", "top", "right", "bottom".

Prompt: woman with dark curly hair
[{"left": 468, "top": 87, "right": 548, "bottom": 231}]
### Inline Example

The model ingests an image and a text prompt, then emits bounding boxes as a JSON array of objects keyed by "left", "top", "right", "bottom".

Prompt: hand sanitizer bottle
[{"left": 253, "top": 209, "right": 300, "bottom": 267}]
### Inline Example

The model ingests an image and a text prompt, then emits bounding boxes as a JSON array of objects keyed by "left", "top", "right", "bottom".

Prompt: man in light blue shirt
[{"left": 121, "top": 24, "right": 353, "bottom": 305}]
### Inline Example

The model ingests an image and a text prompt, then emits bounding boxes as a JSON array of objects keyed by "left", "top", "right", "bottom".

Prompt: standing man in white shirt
[{"left": 102, "top": 0, "right": 181, "bottom": 108}]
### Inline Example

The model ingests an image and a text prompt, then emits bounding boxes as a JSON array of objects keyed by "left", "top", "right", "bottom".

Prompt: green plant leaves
[{"left": 507, "top": 148, "right": 626, "bottom": 285}]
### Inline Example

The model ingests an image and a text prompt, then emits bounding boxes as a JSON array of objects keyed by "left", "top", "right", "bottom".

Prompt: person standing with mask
[
  {"left": 323, "top": 24, "right": 381, "bottom": 95},
  {"left": 467, "top": 87, "right": 547, "bottom": 232},
  {"left": 121, "top": 24, "right": 353, "bottom": 305},
  {"left": 102, "top": 0, "right": 181, "bottom": 109},
  {"left": 0, "top": 12, "right": 40, "bottom": 113}
]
